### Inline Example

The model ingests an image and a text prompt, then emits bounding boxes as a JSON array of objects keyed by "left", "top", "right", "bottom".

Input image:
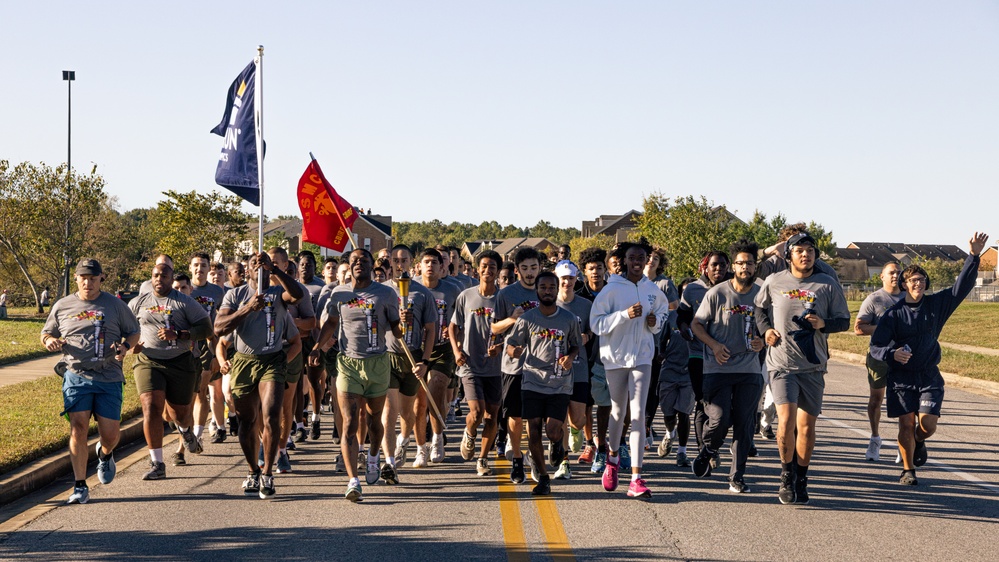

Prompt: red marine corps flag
[{"left": 297, "top": 156, "right": 358, "bottom": 252}]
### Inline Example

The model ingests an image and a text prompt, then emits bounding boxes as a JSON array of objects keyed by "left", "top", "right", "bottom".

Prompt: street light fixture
[{"left": 62, "top": 70, "right": 75, "bottom": 297}]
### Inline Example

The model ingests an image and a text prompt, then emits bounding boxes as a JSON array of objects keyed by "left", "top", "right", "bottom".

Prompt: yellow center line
[
  {"left": 535, "top": 494, "right": 575, "bottom": 562},
  {"left": 494, "top": 457, "right": 529, "bottom": 562}
]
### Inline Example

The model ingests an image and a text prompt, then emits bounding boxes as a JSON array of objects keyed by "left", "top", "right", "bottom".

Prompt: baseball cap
[
  {"left": 553, "top": 260, "right": 579, "bottom": 278},
  {"left": 75, "top": 258, "right": 103, "bottom": 276},
  {"left": 784, "top": 233, "right": 817, "bottom": 261}
]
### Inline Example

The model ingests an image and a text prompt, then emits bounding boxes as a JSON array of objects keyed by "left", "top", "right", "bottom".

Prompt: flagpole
[{"left": 254, "top": 45, "right": 265, "bottom": 294}]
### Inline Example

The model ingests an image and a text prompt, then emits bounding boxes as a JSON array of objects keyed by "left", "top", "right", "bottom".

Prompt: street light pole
[{"left": 62, "top": 70, "right": 74, "bottom": 298}]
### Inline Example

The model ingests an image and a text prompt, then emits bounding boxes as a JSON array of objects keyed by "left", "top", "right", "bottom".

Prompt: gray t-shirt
[
  {"left": 453, "top": 272, "right": 476, "bottom": 289},
  {"left": 191, "top": 281, "right": 226, "bottom": 325},
  {"left": 129, "top": 289, "right": 210, "bottom": 360},
  {"left": 678, "top": 279, "right": 711, "bottom": 358},
  {"left": 220, "top": 284, "right": 290, "bottom": 355},
  {"left": 452, "top": 287, "right": 502, "bottom": 378},
  {"left": 325, "top": 281, "right": 400, "bottom": 359},
  {"left": 755, "top": 270, "right": 851, "bottom": 373},
  {"left": 857, "top": 288, "right": 903, "bottom": 327},
  {"left": 302, "top": 276, "right": 325, "bottom": 310},
  {"left": 557, "top": 296, "right": 591, "bottom": 384},
  {"left": 383, "top": 279, "right": 438, "bottom": 353},
  {"left": 497, "top": 282, "right": 541, "bottom": 375},
  {"left": 42, "top": 292, "right": 140, "bottom": 383},
  {"left": 657, "top": 330, "right": 691, "bottom": 384},
  {"left": 694, "top": 281, "right": 762, "bottom": 375},
  {"left": 506, "top": 307, "right": 581, "bottom": 395},
  {"left": 652, "top": 274, "right": 679, "bottom": 303},
  {"left": 415, "top": 277, "right": 463, "bottom": 348}
]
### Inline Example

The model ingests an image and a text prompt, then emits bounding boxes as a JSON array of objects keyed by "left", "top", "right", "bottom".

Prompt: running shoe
[
  {"left": 510, "top": 457, "right": 526, "bottom": 484},
  {"left": 446, "top": 405, "right": 457, "bottom": 424},
  {"left": 794, "top": 475, "right": 809, "bottom": 504},
  {"left": 554, "top": 460, "right": 571, "bottom": 480},
  {"left": 171, "top": 451, "right": 186, "bottom": 467},
  {"left": 211, "top": 428, "right": 227, "bottom": 444},
  {"left": 476, "top": 458, "right": 493, "bottom": 476},
  {"left": 181, "top": 428, "right": 203, "bottom": 454},
  {"left": 760, "top": 425, "right": 775, "bottom": 440},
  {"left": 67, "top": 484, "right": 89, "bottom": 505},
  {"left": 228, "top": 415, "right": 239, "bottom": 437},
  {"left": 495, "top": 430, "right": 508, "bottom": 460},
  {"left": 142, "top": 460, "right": 166, "bottom": 481},
  {"left": 579, "top": 444, "right": 596, "bottom": 464},
  {"left": 676, "top": 451, "right": 691, "bottom": 467},
  {"left": 729, "top": 478, "right": 751, "bottom": 493},
  {"left": 334, "top": 455, "right": 345, "bottom": 473},
  {"left": 331, "top": 424, "right": 340, "bottom": 445},
  {"left": 748, "top": 443, "right": 758, "bottom": 458},
  {"left": 276, "top": 451, "right": 293, "bottom": 474},
  {"left": 412, "top": 444, "right": 428, "bottom": 468},
  {"left": 602, "top": 458, "right": 620, "bottom": 492},
  {"left": 692, "top": 447, "right": 713, "bottom": 478},
  {"left": 532, "top": 474, "right": 551, "bottom": 496},
  {"left": 550, "top": 441, "right": 566, "bottom": 467},
  {"left": 504, "top": 440, "right": 516, "bottom": 462},
  {"left": 345, "top": 480, "right": 363, "bottom": 502},
  {"left": 778, "top": 471, "right": 795, "bottom": 505},
  {"left": 381, "top": 462, "right": 399, "bottom": 485},
  {"left": 618, "top": 446, "right": 631, "bottom": 471},
  {"left": 242, "top": 471, "right": 260, "bottom": 494},
  {"left": 866, "top": 436, "right": 882, "bottom": 462},
  {"left": 95, "top": 443, "right": 116, "bottom": 485},
  {"left": 528, "top": 455, "right": 540, "bottom": 483},
  {"left": 395, "top": 438, "right": 410, "bottom": 465},
  {"left": 309, "top": 419, "right": 321, "bottom": 441},
  {"left": 569, "top": 427, "right": 582, "bottom": 453},
  {"left": 913, "top": 440, "right": 928, "bottom": 467},
  {"left": 591, "top": 451, "right": 607, "bottom": 473},
  {"left": 366, "top": 458, "right": 380, "bottom": 485},
  {"left": 657, "top": 434, "right": 673, "bottom": 458},
  {"left": 430, "top": 436, "right": 445, "bottom": 463},
  {"left": 286, "top": 436, "right": 296, "bottom": 451},
  {"left": 627, "top": 478, "right": 651, "bottom": 500},
  {"left": 259, "top": 474, "right": 275, "bottom": 499},
  {"left": 899, "top": 470, "right": 918, "bottom": 486},
  {"left": 460, "top": 431, "right": 476, "bottom": 461}
]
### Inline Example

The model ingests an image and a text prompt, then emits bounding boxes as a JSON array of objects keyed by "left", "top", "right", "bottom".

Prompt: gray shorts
[
  {"left": 769, "top": 370, "right": 825, "bottom": 416},
  {"left": 589, "top": 363, "right": 611, "bottom": 407},
  {"left": 658, "top": 380, "right": 696, "bottom": 417}
]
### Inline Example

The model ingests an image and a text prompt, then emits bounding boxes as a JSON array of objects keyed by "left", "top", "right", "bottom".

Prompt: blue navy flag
[{"left": 210, "top": 61, "right": 263, "bottom": 205}]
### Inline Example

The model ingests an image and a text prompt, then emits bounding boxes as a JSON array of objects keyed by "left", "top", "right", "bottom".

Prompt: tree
[
  {"left": 563, "top": 234, "right": 616, "bottom": 257},
  {"left": 635, "top": 194, "right": 739, "bottom": 279},
  {"left": 725, "top": 210, "right": 787, "bottom": 251},
  {"left": 913, "top": 257, "right": 964, "bottom": 289},
  {"left": 149, "top": 190, "right": 250, "bottom": 269}
]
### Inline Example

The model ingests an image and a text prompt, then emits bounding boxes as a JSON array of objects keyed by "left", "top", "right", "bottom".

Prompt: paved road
[
  {"left": 0, "top": 355, "right": 59, "bottom": 389},
  {"left": 1, "top": 360, "right": 997, "bottom": 561}
]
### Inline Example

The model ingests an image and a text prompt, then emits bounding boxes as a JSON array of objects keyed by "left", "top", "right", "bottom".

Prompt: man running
[
  {"left": 42, "top": 259, "right": 140, "bottom": 504},
  {"left": 755, "top": 232, "right": 851, "bottom": 504},
  {"left": 871, "top": 232, "right": 988, "bottom": 486},
  {"left": 854, "top": 262, "right": 904, "bottom": 461},
  {"left": 691, "top": 240, "right": 765, "bottom": 493},
  {"left": 554, "top": 261, "right": 592, "bottom": 481},
  {"left": 574, "top": 248, "right": 611, "bottom": 473},
  {"left": 216, "top": 252, "right": 304, "bottom": 499},
  {"left": 506, "top": 271, "right": 581, "bottom": 495},
  {"left": 450, "top": 250, "right": 505, "bottom": 477},
  {"left": 591, "top": 242, "right": 669, "bottom": 499},
  {"left": 188, "top": 253, "right": 227, "bottom": 445}
]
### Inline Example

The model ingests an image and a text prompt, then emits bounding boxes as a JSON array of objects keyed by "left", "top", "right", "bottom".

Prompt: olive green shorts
[
  {"left": 285, "top": 349, "right": 304, "bottom": 385},
  {"left": 134, "top": 352, "right": 198, "bottom": 406},
  {"left": 427, "top": 345, "right": 459, "bottom": 389},
  {"left": 389, "top": 352, "right": 420, "bottom": 397},
  {"left": 336, "top": 354, "right": 390, "bottom": 399},
  {"left": 230, "top": 351, "right": 287, "bottom": 400}
]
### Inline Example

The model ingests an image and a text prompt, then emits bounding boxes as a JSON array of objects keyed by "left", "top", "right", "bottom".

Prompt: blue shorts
[{"left": 62, "top": 370, "right": 124, "bottom": 421}]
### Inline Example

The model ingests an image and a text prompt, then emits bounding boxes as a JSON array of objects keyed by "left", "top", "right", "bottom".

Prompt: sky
[{"left": 2, "top": 1, "right": 997, "bottom": 248}]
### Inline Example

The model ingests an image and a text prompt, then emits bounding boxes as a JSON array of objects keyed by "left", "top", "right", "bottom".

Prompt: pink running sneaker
[
  {"left": 628, "top": 478, "right": 652, "bottom": 499},
  {"left": 602, "top": 459, "right": 619, "bottom": 492}
]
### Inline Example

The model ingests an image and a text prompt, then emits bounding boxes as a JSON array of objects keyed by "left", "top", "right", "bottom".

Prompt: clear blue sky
[{"left": 2, "top": 2, "right": 997, "bottom": 247}]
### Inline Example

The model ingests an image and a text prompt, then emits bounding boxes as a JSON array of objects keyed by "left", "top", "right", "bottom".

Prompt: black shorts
[
  {"left": 197, "top": 340, "right": 215, "bottom": 372},
  {"left": 521, "top": 390, "right": 570, "bottom": 422},
  {"left": 501, "top": 373, "right": 523, "bottom": 419},
  {"left": 570, "top": 381, "right": 591, "bottom": 404},
  {"left": 887, "top": 370, "right": 945, "bottom": 418},
  {"left": 461, "top": 375, "right": 502, "bottom": 405}
]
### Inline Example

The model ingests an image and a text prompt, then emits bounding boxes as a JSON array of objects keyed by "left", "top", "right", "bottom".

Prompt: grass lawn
[
  {"left": 0, "top": 355, "right": 141, "bottom": 476},
  {"left": 0, "top": 307, "right": 50, "bottom": 365}
]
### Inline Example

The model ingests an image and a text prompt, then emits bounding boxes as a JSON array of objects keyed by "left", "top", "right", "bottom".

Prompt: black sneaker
[
  {"left": 210, "top": 428, "right": 227, "bottom": 444},
  {"left": 778, "top": 471, "right": 795, "bottom": 505},
  {"left": 181, "top": 428, "right": 203, "bottom": 455},
  {"left": 243, "top": 471, "right": 261, "bottom": 494},
  {"left": 899, "top": 470, "right": 918, "bottom": 486},
  {"left": 913, "top": 440, "right": 928, "bottom": 467},
  {"left": 495, "top": 431, "right": 508, "bottom": 460},
  {"left": 286, "top": 437, "right": 296, "bottom": 451},
  {"left": 381, "top": 463, "right": 399, "bottom": 485},
  {"left": 532, "top": 474, "right": 551, "bottom": 496},
  {"left": 729, "top": 478, "right": 751, "bottom": 493},
  {"left": 171, "top": 451, "right": 186, "bottom": 466},
  {"left": 143, "top": 460, "right": 166, "bottom": 481},
  {"left": 760, "top": 425, "right": 775, "bottom": 440},
  {"left": 259, "top": 474, "right": 276, "bottom": 499},
  {"left": 510, "top": 457, "right": 526, "bottom": 484},
  {"left": 309, "top": 420, "right": 321, "bottom": 441},
  {"left": 550, "top": 441, "right": 566, "bottom": 466},
  {"left": 692, "top": 447, "right": 713, "bottom": 478},
  {"left": 228, "top": 415, "right": 239, "bottom": 436},
  {"left": 748, "top": 443, "right": 758, "bottom": 457},
  {"left": 794, "top": 475, "right": 809, "bottom": 504}
]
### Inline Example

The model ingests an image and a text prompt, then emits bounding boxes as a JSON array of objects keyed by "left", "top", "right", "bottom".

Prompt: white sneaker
[
  {"left": 866, "top": 436, "right": 882, "bottom": 461},
  {"left": 504, "top": 440, "right": 516, "bottom": 462},
  {"left": 366, "top": 457, "right": 380, "bottom": 485},
  {"left": 412, "top": 444, "right": 428, "bottom": 468},
  {"left": 395, "top": 437, "right": 410, "bottom": 465},
  {"left": 554, "top": 459, "right": 571, "bottom": 480},
  {"left": 431, "top": 436, "right": 445, "bottom": 463}
]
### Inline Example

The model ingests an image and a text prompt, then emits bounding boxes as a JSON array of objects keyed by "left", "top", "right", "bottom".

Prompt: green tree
[
  {"left": 725, "top": 210, "right": 787, "bottom": 250},
  {"left": 913, "top": 257, "right": 964, "bottom": 289},
  {"left": 635, "top": 194, "right": 739, "bottom": 279},
  {"left": 149, "top": 190, "right": 250, "bottom": 269},
  {"left": 563, "top": 234, "right": 616, "bottom": 257}
]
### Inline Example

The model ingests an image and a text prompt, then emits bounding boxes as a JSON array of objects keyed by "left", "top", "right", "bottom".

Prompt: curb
[
  {"left": 829, "top": 349, "right": 999, "bottom": 399},
  {"left": 0, "top": 416, "right": 145, "bottom": 508}
]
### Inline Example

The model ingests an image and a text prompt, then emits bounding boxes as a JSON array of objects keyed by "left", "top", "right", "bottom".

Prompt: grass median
[
  {"left": 0, "top": 356, "right": 141, "bottom": 476},
  {"left": 0, "top": 307, "right": 49, "bottom": 365}
]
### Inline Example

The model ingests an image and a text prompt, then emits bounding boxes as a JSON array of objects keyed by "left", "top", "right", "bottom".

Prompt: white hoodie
[{"left": 591, "top": 274, "right": 670, "bottom": 369}]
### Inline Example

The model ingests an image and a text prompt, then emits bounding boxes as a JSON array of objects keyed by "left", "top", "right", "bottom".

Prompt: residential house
[{"left": 463, "top": 238, "right": 556, "bottom": 263}]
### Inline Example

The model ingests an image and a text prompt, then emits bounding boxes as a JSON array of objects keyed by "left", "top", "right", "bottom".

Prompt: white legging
[{"left": 606, "top": 365, "right": 653, "bottom": 470}]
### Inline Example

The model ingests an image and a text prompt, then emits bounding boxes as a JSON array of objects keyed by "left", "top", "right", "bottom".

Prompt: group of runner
[{"left": 41, "top": 227, "right": 989, "bottom": 505}]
